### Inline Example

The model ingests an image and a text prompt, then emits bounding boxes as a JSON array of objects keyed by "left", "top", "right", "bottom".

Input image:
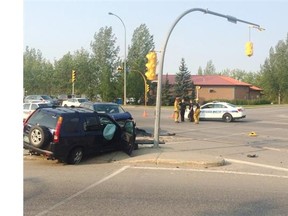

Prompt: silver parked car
[
  {"left": 23, "top": 102, "right": 53, "bottom": 121},
  {"left": 24, "top": 95, "right": 56, "bottom": 105}
]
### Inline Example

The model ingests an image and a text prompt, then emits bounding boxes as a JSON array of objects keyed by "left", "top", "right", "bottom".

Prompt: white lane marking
[
  {"left": 35, "top": 165, "right": 130, "bottom": 216},
  {"left": 225, "top": 158, "right": 288, "bottom": 172},
  {"left": 131, "top": 166, "right": 288, "bottom": 179},
  {"left": 262, "top": 147, "right": 288, "bottom": 153}
]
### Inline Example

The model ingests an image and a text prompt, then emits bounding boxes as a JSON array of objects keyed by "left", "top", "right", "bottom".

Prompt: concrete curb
[
  {"left": 119, "top": 158, "right": 226, "bottom": 168},
  {"left": 24, "top": 147, "right": 226, "bottom": 168}
]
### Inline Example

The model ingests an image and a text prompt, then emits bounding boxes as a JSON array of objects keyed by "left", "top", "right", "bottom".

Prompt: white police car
[{"left": 200, "top": 101, "right": 246, "bottom": 122}]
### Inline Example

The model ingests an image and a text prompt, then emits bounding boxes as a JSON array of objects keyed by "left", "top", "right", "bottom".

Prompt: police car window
[
  {"left": 214, "top": 104, "right": 222, "bottom": 108},
  {"left": 203, "top": 104, "right": 213, "bottom": 109}
]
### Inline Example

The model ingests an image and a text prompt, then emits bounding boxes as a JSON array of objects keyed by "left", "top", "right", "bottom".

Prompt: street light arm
[{"left": 108, "top": 12, "right": 126, "bottom": 32}]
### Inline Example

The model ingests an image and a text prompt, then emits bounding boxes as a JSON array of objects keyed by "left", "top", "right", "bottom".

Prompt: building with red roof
[{"left": 160, "top": 74, "right": 263, "bottom": 102}]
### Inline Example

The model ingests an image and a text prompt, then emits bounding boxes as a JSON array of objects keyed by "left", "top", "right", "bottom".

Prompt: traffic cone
[{"left": 143, "top": 110, "right": 148, "bottom": 117}]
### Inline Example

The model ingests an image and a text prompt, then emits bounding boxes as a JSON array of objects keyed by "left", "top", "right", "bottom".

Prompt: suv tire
[
  {"left": 29, "top": 125, "right": 51, "bottom": 148},
  {"left": 67, "top": 147, "right": 83, "bottom": 164}
]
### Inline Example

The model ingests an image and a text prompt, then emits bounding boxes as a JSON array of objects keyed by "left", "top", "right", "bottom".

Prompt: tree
[
  {"left": 162, "top": 73, "right": 172, "bottom": 106},
  {"left": 53, "top": 52, "right": 74, "bottom": 96},
  {"left": 197, "top": 66, "right": 203, "bottom": 75},
  {"left": 174, "top": 58, "right": 193, "bottom": 99},
  {"left": 204, "top": 60, "right": 216, "bottom": 75},
  {"left": 126, "top": 24, "right": 155, "bottom": 102},
  {"left": 23, "top": 46, "right": 54, "bottom": 95},
  {"left": 260, "top": 34, "right": 288, "bottom": 104},
  {"left": 71, "top": 48, "right": 95, "bottom": 99},
  {"left": 220, "top": 68, "right": 262, "bottom": 89},
  {"left": 90, "top": 26, "right": 120, "bottom": 102}
]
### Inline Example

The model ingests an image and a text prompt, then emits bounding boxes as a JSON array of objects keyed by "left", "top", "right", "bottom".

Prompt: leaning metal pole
[{"left": 153, "top": 8, "right": 262, "bottom": 147}]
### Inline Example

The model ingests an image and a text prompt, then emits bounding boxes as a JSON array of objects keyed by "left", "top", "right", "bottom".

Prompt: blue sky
[
  {"left": 23, "top": 0, "right": 287, "bottom": 74},
  {"left": 23, "top": 0, "right": 287, "bottom": 75}
]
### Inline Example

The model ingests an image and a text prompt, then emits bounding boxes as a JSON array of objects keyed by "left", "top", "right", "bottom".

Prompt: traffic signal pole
[
  {"left": 131, "top": 70, "right": 148, "bottom": 111},
  {"left": 153, "top": 8, "right": 263, "bottom": 147},
  {"left": 72, "top": 82, "right": 75, "bottom": 97}
]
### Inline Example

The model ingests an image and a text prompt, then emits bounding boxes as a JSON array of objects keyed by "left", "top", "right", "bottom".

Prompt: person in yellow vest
[
  {"left": 193, "top": 100, "right": 201, "bottom": 124},
  {"left": 173, "top": 97, "right": 180, "bottom": 123}
]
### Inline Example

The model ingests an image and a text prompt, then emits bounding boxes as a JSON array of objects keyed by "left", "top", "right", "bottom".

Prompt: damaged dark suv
[{"left": 23, "top": 106, "right": 136, "bottom": 164}]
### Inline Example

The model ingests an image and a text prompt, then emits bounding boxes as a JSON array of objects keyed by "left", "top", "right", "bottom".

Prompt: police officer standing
[{"left": 179, "top": 98, "right": 187, "bottom": 122}]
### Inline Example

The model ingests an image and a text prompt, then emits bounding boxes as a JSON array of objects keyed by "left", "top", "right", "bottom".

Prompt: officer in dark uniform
[{"left": 179, "top": 98, "right": 187, "bottom": 122}]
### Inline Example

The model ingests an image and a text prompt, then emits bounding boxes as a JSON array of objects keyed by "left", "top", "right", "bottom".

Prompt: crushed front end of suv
[{"left": 23, "top": 107, "right": 136, "bottom": 164}]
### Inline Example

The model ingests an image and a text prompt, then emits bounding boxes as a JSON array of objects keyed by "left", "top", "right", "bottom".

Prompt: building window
[{"left": 209, "top": 89, "right": 216, "bottom": 93}]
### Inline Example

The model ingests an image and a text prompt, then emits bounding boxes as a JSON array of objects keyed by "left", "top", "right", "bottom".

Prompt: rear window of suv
[{"left": 27, "top": 109, "right": 58, "bottom": 129}]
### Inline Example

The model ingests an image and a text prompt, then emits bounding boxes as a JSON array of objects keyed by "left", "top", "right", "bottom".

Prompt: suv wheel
[
  {"left": 29, "top": 125, "right": 51, "bottom": 148},
  {"left": 67, "top": 147, "right": 83, "bottom": 164}
]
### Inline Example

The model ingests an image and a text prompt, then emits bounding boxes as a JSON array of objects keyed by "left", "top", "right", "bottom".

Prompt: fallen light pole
[{"left": 153, "top": 8, "right": 263, "bottom": 147}]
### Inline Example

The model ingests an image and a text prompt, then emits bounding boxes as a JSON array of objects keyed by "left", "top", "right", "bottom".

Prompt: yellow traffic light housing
[
  {"left": 146, "top": 83, "right": 150, "bottom": 93},
  {"left": 117, "top": 66, "right": 123, "bottom": 72},
  {"left": 145, "top": 51, "right": 157, "bottom": 80},
  {"left": 245, "top": 41, "right": 253, "bottom": 57},
  {"left": 72, "top": 70, "right": 76, "bottom": 82}
]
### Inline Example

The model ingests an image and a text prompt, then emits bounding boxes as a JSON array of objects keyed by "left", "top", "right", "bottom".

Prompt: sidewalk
[{"left": 110, "top": 136, "right": 225, "bottom": 167}]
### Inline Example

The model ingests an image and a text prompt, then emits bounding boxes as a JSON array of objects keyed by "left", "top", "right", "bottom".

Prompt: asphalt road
[
  {"left": 23, "top": 104, "right": 288, "bottom": 216},
  {"left": 126, "top": 104, "right": 288, "bottom": 172},
  {"left": 24, "top": 161, "right": 288, "bottom": 216}
]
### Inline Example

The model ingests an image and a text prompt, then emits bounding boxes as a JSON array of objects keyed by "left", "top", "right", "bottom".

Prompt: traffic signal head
[
  {"left": 117, "top": 66, "right": 123, "bottom": 72},
  {"left": 146, "top": 83, "right": 150, "bottom": 93},
  {"left": 72, "top": 70, "right": 76, "bottom": 82},
  {"left": 245, "top": 41, "right": 253, "bottom": 57},
  {"left": 145, "top": 51, "right": 157, "bottom": 80}
]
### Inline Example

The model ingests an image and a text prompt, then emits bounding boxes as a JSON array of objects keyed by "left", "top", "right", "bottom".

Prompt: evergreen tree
[{"left": 174, "top": 58, "right": 193, "bottom": 99}]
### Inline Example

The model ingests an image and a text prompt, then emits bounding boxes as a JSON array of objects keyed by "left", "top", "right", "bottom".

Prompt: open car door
[{"left": 121, "top": 120, "right": 136, "bottom": 156}]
